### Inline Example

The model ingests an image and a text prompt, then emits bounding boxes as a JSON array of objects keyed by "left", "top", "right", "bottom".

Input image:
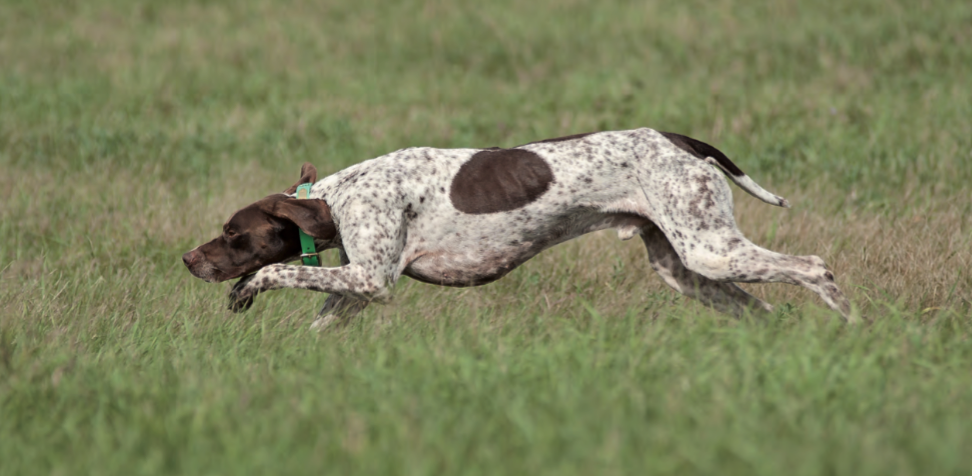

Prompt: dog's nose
[{"left": 182, "top": 250, "right": 199, "bottom": 269}]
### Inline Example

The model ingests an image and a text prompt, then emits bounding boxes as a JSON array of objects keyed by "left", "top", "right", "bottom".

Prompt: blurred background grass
[{"left": 2, "top": 0, "right": 972, "bottom": 474}]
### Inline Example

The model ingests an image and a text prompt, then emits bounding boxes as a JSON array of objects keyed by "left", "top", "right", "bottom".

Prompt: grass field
[{"left": 2, "top": 0, "right": 972, "bottom": 474}]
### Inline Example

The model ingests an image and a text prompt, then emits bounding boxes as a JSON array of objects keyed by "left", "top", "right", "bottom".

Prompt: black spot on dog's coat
[{"left": 449, "top": 148, "right": 554, "bottom": 214}]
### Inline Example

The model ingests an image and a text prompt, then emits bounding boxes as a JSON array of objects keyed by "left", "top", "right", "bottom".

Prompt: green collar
[{"left": 295, "top": 183, "right": 320, "bottom": 266}]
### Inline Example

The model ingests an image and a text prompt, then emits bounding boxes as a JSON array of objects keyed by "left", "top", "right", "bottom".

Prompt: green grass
[{"left": 2, "top": 0, "right": 972, "bottom": 474}]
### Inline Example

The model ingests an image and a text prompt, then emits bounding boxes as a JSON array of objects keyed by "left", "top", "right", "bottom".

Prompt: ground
[{"left": 1, "top": 0, "right": 971, "bottom": 474}]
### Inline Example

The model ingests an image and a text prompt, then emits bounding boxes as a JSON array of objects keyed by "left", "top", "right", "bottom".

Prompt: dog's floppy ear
[
  {"left": 283, "top": 163, "right": 318, "bottom": 195},
  {"left": 269, "top": 197, "right": 337, "bottom": 240}
]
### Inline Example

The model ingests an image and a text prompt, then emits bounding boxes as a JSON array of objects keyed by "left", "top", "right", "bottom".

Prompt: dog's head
[{"left": 182, "top": 163, "right": 337, "bottom": 282}]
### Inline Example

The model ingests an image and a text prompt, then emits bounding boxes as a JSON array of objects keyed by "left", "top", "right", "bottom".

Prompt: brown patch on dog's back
[{"left": 450, "top": 149, "right": 554, "bottom": 214}]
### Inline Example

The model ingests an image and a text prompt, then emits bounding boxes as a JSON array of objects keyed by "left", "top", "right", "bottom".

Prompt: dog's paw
[
  {"left": 228, "top": 274, "right": 258, "bottom": 313},
  {"left": 309, "top": 314, "right": 340, "bottom": 332}
]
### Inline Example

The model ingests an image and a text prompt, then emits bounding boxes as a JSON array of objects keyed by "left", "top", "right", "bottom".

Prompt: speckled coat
[{"left": 222, "top": 127, "right": 853, "bottom": 325}]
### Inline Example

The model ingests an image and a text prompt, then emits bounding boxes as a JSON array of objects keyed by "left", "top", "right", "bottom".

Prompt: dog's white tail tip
[{"left": 704, "top": 158, "right": 789, "bottom": 208}]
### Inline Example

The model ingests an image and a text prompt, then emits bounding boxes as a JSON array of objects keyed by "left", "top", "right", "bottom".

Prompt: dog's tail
[
  {"left": 660, "top": 131, "right": 790, "bottom": 208},
  {"left": 704, "top": 157, "right": 791, "bottom": 208}
]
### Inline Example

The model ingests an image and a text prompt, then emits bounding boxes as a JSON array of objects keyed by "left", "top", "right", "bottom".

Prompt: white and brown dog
[{"left": 183, "top": 128, "right": 853, "bottom": 327}]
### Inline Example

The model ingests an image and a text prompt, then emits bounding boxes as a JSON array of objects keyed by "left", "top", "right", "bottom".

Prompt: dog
[{"left": 183, "top": 128, "right": 853, "bottom": 327}]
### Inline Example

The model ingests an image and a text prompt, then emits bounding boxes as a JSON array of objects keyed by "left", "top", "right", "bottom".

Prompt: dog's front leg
[
  {"left": 228, "top": 201, "right": 406, "bottom": 313},
  {"left": 228, "top": 262, "right": 394, "bottom": 312},
  {"left": 311, "top": 249, "right": 369, "bottom": 329},
  {"left": 310, "top": 294, "right": 370, "bottom": 330}
]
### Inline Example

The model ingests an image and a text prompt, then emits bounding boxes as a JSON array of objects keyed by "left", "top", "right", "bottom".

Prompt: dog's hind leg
[
  {"left": 640, "top": 223, "right": 774, "bottom": 318},
  {"left": 642, "top": 163, "right": 852, "bottom": 321},
  {"left": 674, "top": 234, "right": 853, "bottom": 321}
]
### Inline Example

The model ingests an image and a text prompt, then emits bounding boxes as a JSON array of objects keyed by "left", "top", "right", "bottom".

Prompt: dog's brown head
[{"left": 182, "top": 163, "right": 337, "bottom": 282}]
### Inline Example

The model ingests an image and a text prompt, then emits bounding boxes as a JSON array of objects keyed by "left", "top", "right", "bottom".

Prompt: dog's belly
[
  {"left": 402, "top": 245, "right": 538, "bottom": 287},
  {"left": 401, "top": 213, "right": 653, "bottom": 287}
]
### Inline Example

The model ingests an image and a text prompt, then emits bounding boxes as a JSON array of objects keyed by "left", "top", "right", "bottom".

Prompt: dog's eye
[{"left": 225, "top": 230, "right": 238, "bottom": 238}]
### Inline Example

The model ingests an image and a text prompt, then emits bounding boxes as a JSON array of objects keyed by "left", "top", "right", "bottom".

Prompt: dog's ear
[
  {"left": 269, "top": 197, "right": 337, "bottom": 240},
  {"left": 283, "top": 163, "right": 318, "bottom": 195}
]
